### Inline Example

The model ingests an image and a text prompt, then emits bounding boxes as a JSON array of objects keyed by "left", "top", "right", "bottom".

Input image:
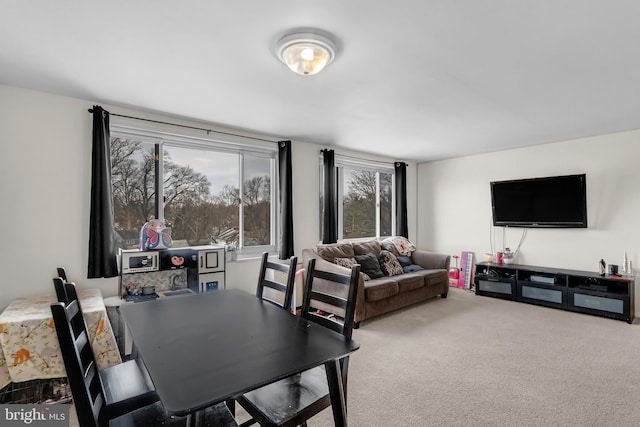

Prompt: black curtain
[
  {"left": 278, "top": 140, "right": 294, "bottom": 259},
  {"left": 395, "top": 162, "right": 408, "bottom": 238},
  {"left": 88, "top": 106, "right": 118, "bottom": 278},
  {"left": 322, "top": 149, "right": 338, "bottom": 244}
]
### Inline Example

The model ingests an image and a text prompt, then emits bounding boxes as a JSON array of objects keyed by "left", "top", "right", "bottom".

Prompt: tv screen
[{"left": 491, "top": 174, "right": 587, "bottom": 228}]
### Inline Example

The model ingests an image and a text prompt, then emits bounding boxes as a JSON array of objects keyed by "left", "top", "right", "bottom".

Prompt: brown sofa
[{"left": 301, "top": 239, "right": 450, "bottom": 326}]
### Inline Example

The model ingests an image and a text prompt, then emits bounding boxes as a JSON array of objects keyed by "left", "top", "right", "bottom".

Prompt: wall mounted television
[{"left": 490, "top": 174, "right": 587, "bottom": 228}]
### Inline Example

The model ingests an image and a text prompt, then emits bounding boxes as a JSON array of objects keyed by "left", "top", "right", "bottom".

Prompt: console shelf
[{"left": 474, "top": 262, "right": 635, "bottom": 323}]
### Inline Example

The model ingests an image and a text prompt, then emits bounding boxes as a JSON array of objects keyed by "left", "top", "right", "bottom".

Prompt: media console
[{"left": 474, "top": 262, "right": 635, "bottom": 323}]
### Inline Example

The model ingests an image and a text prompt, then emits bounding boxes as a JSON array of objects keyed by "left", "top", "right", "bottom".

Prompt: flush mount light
[{"left": 276, "top": 31, "right": 337, "bottom": 76}]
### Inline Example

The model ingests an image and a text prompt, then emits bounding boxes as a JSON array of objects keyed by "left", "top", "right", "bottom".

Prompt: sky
[{"left": 165, "top": 146, "right": 270, "bottom": 196}]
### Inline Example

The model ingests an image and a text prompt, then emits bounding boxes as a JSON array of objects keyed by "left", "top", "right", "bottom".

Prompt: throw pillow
[
  {"left": 378, "top": 250, "right": 404, "bottom": 276},
  {"left": 382, "top": 236, "right": 416, "bottom": 256},
  {"left": 334, "top": 257, "right": 371, "bottom": 280},
  {"left": 354, "top": 252, "right": 384, "bottom": 279},
  {"left": 380, "top": 240, "right": 400, "bottom": 257},
  {"left": 334, "top": 257, "right": 356, "bottom": 268},
  {"left": 403, "top": 264, "right": 424, "bottom": 273},
  {"left": 396, "top": 255, "right": 413, "bottom": 267}
]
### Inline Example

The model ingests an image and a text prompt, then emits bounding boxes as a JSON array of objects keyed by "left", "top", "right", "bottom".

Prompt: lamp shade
[{"left": 277, "top": 32, "right": 336, "bottom": 76}]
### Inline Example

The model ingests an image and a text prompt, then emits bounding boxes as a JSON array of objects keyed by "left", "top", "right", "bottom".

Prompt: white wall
[
  {"left": 0, "top": 85, "right": 414, "bottom": 310},
  {"left": 417, "top": 132, "right": 640, "bottom": 312},
  {"left": 4, "top": 83, "right": 635, "bottom": 315}
]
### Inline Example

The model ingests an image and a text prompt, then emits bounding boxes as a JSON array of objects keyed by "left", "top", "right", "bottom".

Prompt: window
[
  {"left": 320, "top": 156, "right": 395, "bottom": 241},
  {"left": 111, "top": 126, "right": 277, "bottom": 255}
]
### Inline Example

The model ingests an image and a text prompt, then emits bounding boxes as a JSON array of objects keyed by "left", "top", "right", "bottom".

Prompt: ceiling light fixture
[{"left": 276, "top": 31, "right": 337, "bottom": 76}]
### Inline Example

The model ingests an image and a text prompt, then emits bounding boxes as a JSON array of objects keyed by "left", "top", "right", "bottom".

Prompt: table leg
[
  {"left": 325, "top": 359, "right": 347, "bottom": 427},
  {"left": 186, "top": 409, "right": 205, "bottom": 427}
]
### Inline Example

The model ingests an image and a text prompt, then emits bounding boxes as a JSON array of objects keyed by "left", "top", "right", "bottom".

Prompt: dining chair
[
  {"left": 235, "top": 257, "right": 361, "bottom": 427},
  {"left": 255, "top": 252, "right": 298, "bottom": 311},
  {"left": 52, "top": 282, "right": 239, "bottom": 427}
]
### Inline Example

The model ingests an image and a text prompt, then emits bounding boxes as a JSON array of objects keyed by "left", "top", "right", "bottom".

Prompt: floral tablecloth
[{"left": 0, "top": 289, "right": 121, "bottom": 389}]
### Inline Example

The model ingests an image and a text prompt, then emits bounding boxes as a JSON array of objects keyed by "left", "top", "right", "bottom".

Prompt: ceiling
[{"left": 2, "top": 1, "right": 640, "bottom": 163}]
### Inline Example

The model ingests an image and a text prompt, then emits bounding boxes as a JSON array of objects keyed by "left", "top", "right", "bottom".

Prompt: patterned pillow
[
  {"left": 382, "top": 236, "right": 416, "bottom": 256},
  {"left": 378, "top": 250, "right": 404, "bottom": 276},
  {"left": 334, "top": 257, "right": 371, "bottom": 281}
]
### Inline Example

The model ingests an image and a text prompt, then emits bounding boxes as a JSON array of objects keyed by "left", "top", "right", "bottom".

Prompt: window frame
[
  {"left": 320, "top": 154, "right": 396, "bottom": 242},
  {"left": 111, "top": 124, "right": 279, "bottom": 257}
]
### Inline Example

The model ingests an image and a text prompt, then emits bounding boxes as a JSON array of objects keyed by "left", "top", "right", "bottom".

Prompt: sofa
[{"left": 301, "top": 237, "right": 450, "bottom": 326}]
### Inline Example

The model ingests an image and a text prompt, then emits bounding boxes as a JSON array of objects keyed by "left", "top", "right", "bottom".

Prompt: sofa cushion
[
  {"left": 396, "top": 255, "right": 413, "bottom": 267},
  {"left": 352, "top": 240, "right": 382, "bottom": 257},
  {"left": 395, "top": 273, "right": 425, "bottom": 292},
  {"left": 379, "top": 250, "right": 403, "bottom": 276},
  {"left": 411, "top": 269, "right": 449, "bottom": 287},
  {"left": 316, "top": 243, "right": 354, "bottom": 262},
  {"left": 354, "top": 252, "right": 384, "bottom": 279},
  {"left": 403, "top": 264, "right": 424, "bottom": 273},
  {"left": 334, "top": 257, "right": 371, "bottom": 281},
  {"left": 364, "top": 277, "right": 399, "bottom": 301}
]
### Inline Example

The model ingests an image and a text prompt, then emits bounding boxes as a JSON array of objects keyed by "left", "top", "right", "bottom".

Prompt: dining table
[{"left": 119, "top": 288, "right": 359, "bottom": 427}]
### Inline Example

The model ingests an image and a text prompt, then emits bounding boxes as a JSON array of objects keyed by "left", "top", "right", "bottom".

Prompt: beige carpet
[
  {"left": 72, "top": 287, "right": 640, "bottom": 426},
  {"left": 305, "top": 287, "right": 640, "bottom": 426}
]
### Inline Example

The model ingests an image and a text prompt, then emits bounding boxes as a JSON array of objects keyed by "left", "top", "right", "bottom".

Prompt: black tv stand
[{"left": 474, "top": 262, "right": 635, "bottom": 323}]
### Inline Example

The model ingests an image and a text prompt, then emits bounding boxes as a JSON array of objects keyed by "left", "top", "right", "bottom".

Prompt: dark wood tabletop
[{"left": 120, "top": 289, "right": 359, "bottom": 425}]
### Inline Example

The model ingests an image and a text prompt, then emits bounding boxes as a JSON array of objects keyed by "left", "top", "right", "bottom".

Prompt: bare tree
[
  {"left": 344, "top": 170, "right": 376, "bottom": 238},
  {"left": 243, "top": 176, "right": 271, "bottom": 245},
  {"left": 342, "top": 170, "right": 393, "bottom": 238},
  {"left": 111, "top": 137, "right": 273, "bottom": 248},
  {"left": 111, "top": 138, "right": 156, "bottom": 230}
]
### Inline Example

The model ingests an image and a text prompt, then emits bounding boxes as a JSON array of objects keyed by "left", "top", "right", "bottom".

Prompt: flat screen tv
[{"left": 491, "top": 174, "right": 587, "bottom": 228}]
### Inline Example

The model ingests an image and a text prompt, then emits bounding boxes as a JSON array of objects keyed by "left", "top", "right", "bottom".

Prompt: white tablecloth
[{"left": 0, "top": 288, "right": 121, "bottom": 389}]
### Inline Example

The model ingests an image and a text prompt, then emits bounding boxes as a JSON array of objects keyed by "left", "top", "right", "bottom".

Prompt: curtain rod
[
  {"left": 87, "top": 108, "right": 279, "bottom": 144},
  {"left": 322, "top": 149, "right": 407, "bottom": 167}
]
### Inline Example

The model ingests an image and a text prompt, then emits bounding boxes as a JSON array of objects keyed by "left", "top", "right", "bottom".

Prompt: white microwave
[{"left": 120, "top": 250, "right": 159, "bottom": 274}]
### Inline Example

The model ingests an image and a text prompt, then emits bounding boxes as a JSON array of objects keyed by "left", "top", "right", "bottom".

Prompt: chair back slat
[
  {"left": 306, "top": 289, "right": 348, "bottom": 310},
  {"left": 302, "top": 258, "right": 360, "bottom": 340},
  {"left": 262, "top": 278, "right": 288, "bottom": 294},
  {"left": 256, "top": 252, "right": 298, "bottom": 311},
  {"left": 265, "top": 261, "right": 292, "bottom": 274}
]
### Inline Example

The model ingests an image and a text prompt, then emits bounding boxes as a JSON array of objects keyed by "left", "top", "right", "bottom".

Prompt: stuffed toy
[{"left": 140, "top": 219, "right": 173, "bottom": 250}]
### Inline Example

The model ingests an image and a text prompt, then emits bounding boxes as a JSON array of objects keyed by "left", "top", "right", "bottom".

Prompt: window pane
[
  {"left": 343, "top": 168, "right": 376, "bottom": 239},
  {"left": 243, "top": 156, "right": 271, "bottom": 246},
  {"left": 380, "top": 172, "right": 393, "bottom": 237},
  {"left": 111, "top": 137, "right": 156, "bottom": 250},
  {"left": 164, "top": 146, "right": 239, "bottom": 247}
]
